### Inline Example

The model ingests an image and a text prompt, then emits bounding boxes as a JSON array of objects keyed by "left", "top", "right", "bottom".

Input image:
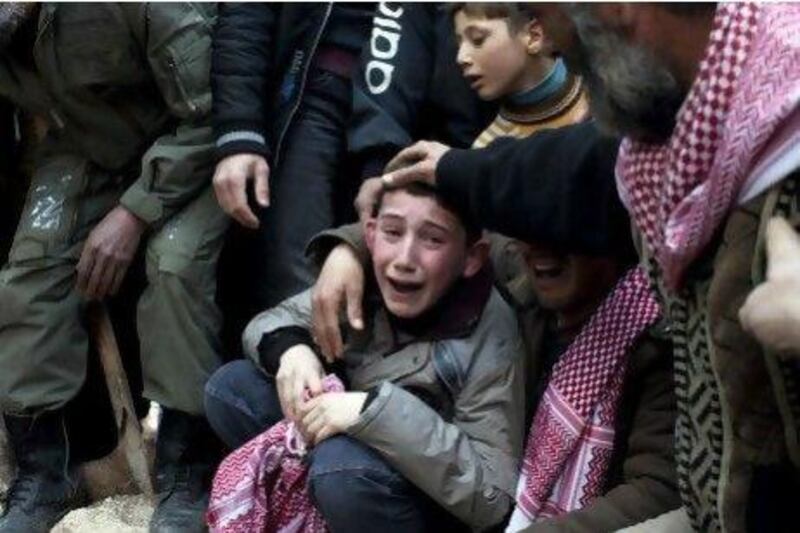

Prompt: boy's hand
[
  {"left": 298, "top": 392, "right": 367, "bottom": 445},
  {"left": 276, "top": 345, "right": 324, "bottom": 421},
  {"left": 213, "top": 153, "right": 270, "bottom": 228},
  {"left": 740, "top": 217, "right": 800, "bottom": 357},
  {"left": 311, "top": 243, "right": 365, "bottom": 362}
]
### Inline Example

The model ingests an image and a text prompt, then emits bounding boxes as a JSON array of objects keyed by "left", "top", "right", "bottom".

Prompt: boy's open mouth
[{"left": 388, "top": 278, "right": 424, "bottom": 294}]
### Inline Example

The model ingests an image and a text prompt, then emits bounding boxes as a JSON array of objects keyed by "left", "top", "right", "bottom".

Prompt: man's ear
[
  {"left": 462, "top": 237, "right": 490, "bottom": 279},
  {"left": 365, "top": 218, "right": 377, "bottom": 254},
  {"left": 524, "top": 19, "right": 546, "bottom": 56}
]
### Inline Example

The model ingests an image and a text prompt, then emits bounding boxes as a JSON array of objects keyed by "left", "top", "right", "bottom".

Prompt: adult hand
[
  {"left": 382, "top": 140, "right": 450, "bottom": 187},
  {"left": 354, "top": 141, "right": 451, "bottom": 223},
  {"left": 298, "top": 391, "right": 367, "bottom": 446},
  {"left": 276, "top": 344, "right": 324, "bottom": 421},
  {"left": 213, "top": 153, "right": 270, "bottom": 228},
  {"left": 740, "top": 217, "right": 800, "bottom": 357},
  {"left": 76, "top": 205, "right": 146, "bottom": 301},
  {"left": 311, "top": 243, "right": 365, "bottom": 362}
]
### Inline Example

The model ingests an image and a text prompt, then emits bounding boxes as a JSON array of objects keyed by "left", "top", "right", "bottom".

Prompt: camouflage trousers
[{"left": 0, "top": 154, "right": 228, "bottom": 416}]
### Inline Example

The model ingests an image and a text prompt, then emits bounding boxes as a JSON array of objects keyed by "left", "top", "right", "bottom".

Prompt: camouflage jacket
[{"left": 0, "top": 2, "right": 216, "bottom": 229}]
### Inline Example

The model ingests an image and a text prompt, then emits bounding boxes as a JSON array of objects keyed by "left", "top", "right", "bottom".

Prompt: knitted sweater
[{"left": 473, "top": 72, "right": 589, "bottom": 150}]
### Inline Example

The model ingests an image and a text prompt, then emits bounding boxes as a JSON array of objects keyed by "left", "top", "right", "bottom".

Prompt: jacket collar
[{"left": 361, "top": 265, "right": 494, "bottom": 351}]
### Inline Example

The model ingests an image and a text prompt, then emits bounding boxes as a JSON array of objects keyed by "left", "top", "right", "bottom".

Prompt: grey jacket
[{"left": 243, "top": 280, "right": 526, "bottom": 531}]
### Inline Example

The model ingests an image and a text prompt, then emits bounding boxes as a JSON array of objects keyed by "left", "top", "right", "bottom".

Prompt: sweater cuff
[
  {"left": 360, "top": 386, "right": 380, "bottom": 413},
  {"left": 257, "top": 326, "right": 314, "bottom": 375},
  {"left": 215, "top": 126, "right": 272, "bottom": 162}
]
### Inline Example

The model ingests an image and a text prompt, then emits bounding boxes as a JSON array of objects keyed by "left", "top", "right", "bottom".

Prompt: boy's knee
[
  {"left": 204, "top": 360, "right": 261, "bottom": 415},
  {"left": 309, "top": 436, "right": 408, "bottom": 518}
]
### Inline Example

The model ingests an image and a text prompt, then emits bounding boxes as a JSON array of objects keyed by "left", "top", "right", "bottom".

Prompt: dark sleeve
[
  {"left": 256, "top": 326, "right": 314, "bottom": 375},
  {"left": 211, "top": 2, "right": 278, "bottom": 161},
  {"left": 527, "top": 333, "right": 681, "bottom": 532},
  {"left": 437, "top": 121, "right": 629, "bottom": 257},
  {"left": 348, "top": 3, "right": 436, "bottom": 180}
]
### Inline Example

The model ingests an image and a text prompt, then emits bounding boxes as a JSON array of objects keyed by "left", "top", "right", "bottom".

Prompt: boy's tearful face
[{"left": 366, "top": 190, "right": 483, "bottom": 319}]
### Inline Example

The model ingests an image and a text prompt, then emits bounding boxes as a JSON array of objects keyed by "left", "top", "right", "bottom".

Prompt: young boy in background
[{"left": 205, "top": 183, "right": 526, "bottom": 532}]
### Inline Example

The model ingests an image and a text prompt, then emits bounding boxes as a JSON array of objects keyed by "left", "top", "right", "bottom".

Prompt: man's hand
[
  {"left": 354, "top": 141, "right": 451, "bottom": 223},
  {"left": 76, "top": 206, "right": 146, "bottom": 301},
  {"left": 311, "top": 243, "right": 365, "bottom": 362},
  {"left": 298, "top": 391, "right": 367, "bottom": 445},
  {"left": 740, "top": 217, "right": 800, "bottom": 356},
  {"left": 276, "top": 344, "right": 324, "bottom": 421},
  {"left": 213, "top": 153, "right": 270, "bottom": 228}
]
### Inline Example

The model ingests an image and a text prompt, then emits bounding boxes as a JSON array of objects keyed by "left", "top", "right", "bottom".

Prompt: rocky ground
[{"left": 0, "top": 408, "right": 159, "bottom": 532}]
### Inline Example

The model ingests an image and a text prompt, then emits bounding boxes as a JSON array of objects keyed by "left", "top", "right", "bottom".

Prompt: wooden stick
[{"left": 88, "top": 304, "right": 154, "bottom": 497}]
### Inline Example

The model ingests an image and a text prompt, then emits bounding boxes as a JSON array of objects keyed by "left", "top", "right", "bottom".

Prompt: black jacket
[
  {"left": 212, "top": 3, "right": 370, "bottom": 165},
  {"left": 437, "top": 121, "right": 632, "bottom": 259},
  {"left": 348, "top": 2, "right": 496, "bottom": 179}
]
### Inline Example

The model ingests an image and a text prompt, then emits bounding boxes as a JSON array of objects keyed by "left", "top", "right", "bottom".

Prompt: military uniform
[{"left": 0, "top": 3, "right": 226, "bottom": 416}]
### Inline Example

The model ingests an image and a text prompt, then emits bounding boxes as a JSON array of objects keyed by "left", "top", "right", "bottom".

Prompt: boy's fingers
[{"left": 766, "top": 217, "right": 800, "bottom": 282}]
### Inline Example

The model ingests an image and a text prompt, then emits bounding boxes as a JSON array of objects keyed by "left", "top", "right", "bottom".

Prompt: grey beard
[
  {"left": 563, "top": 6, "right": 686, "bottom": 143},
  {"left": 0, "top": 3, "right": 37, "bottom": 51}
]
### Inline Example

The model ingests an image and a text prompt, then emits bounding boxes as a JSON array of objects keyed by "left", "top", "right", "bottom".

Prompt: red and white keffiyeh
[
  {"left": 206, "top": 376, "right": 344, "bottom": 533},
  {"left": 616, "top": 2, "right": 800, "bottom": 290},
  {"left": 507, "top": 268, "right": 660, "bottom": 531}
]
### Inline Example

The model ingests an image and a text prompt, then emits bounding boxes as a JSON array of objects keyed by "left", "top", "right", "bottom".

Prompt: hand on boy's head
[
  {"left": 298, "top": 391, "right": 367, "bottom": 446},
  {"left": 311, "top": 243, "right": 365, "bottom": 362},
  {"left": 740, "top": 217, "right": 800, "bottom": 357},
  {"left": 381, "top": 141, "right": 449, "bottom": 189},
  {"left": 276, "top": 344, "right": 324, "bottom": 422},
  {"left": 355, "top": 141, "right": 450, "bottom": 224}
]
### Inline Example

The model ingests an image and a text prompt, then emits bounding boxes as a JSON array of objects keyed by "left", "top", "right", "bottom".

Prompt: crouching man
[
  {"left": 0, "top": 4, "right": 227, "bottom": 532},
  {"left": 205, "top": 183, "right": 526, "bottom": 532}
]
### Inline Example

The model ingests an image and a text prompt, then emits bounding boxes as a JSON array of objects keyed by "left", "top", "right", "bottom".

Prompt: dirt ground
[{"left": 0, "top": 409, "right": 159, "bottom": 532}]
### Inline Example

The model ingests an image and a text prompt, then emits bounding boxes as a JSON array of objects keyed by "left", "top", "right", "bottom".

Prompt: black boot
[
  {"left": 0, "top": 411, "right": 85, "bottom": 533},
  {"left": 149, "top": 408, "right": 222, "bottom": 533}
]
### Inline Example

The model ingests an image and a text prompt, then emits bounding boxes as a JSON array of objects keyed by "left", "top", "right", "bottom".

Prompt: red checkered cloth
[
  {"left": 206, "top": 376, "right": 344, "bottom": 533},
  {"left": 507, "top": 268, "right": 660, "bottom": 530},
  {"left": 616, "top": 2, "right": 800, "bottom": 290}
]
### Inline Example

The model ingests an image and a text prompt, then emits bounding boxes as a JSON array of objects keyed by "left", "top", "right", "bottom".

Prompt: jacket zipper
[{"left": 272, "top": 2, "right": 333, "bottom": 167}]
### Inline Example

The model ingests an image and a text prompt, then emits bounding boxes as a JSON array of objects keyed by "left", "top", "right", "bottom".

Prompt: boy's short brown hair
[
  {"left": 447, "top": 3, "right": 534, "bottom": 33},
  {"left": 373, "top": 182, "right": 483, "bottom": 244}
]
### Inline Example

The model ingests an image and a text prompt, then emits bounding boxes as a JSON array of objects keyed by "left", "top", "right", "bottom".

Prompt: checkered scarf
[
  {"left": 617, "top": 2, "right": 800, "bottom": 290},
  {"left": 206, "top": 376, "right": 344, "bottom": 533},
  {"left": 507, "top": 268, "right": 660, "bottom": 530}
]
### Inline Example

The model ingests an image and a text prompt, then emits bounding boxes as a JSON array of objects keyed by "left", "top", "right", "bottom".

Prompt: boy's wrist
[{"left": 257, "top": 326, "right": 315, "bottom": 374}]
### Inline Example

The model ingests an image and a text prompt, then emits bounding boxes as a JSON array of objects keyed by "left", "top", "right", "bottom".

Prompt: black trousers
[{"left": 219, "top": 67, "right": 356, "bottom": 351}]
